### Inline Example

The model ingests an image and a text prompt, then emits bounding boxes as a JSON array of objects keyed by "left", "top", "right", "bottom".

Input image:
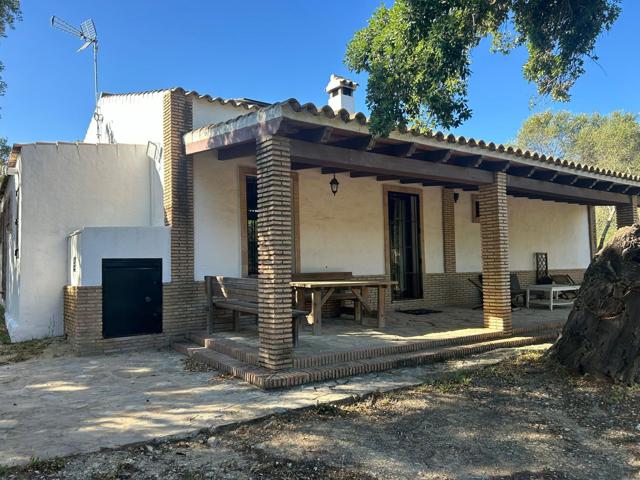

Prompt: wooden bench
[{"left": 204, "top": 276, "right": 308, "bottom": 345}]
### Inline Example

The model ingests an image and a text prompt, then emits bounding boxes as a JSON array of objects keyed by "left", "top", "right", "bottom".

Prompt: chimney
[{"left": 325, "top": 74, "right": 358, "bottom": 114}]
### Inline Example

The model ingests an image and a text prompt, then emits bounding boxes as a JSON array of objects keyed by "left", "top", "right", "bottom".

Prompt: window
[
  {"left": 240, "top": 168, "right": 298, "bottom": 277},
  {"left": 246, "top": 175, "right": 258, "bottom": 276},
  {"left": 471, "top": 194, "right": 481, "bottom": 223}
]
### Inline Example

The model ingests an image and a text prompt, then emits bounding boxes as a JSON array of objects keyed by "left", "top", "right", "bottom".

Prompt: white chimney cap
[
  {"left": 325, "top": 74, "right": 359, "bottom": 114},
  {"left": 325, "top": 74, "right": 359, "bottom": 94}
]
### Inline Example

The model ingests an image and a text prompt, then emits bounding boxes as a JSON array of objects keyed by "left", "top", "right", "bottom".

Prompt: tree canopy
[
  {"left": 515, "top": 110, "right": 640, "bottom": 173},
  {"left": 0, "top": 0, "right": 20, "bottom": 163},
  {"left": 515, "top": 109, "right": 640, "bottom": 247},
  {"left": 345, "top": 0, "right": 621, "bottom": 136}
]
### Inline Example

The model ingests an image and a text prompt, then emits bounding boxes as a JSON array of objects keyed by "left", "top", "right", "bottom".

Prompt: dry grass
[{"left": 0, "top": 305, "right": 64, "bottom": 365}]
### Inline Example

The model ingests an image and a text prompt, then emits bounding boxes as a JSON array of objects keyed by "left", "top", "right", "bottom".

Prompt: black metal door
[
  {"left": 388, "top": 192, "right": 423, "bottom": 300},
  {"left": 102, "top": 258, "right": 163, "bottom": 338}
]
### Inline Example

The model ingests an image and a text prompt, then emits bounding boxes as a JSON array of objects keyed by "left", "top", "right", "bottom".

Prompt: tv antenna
[{"left": 51, "top": 16, "right": 103, "bottom": 142}]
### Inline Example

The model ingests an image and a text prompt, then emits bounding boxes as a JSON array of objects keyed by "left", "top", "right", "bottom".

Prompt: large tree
[
  {"left": 345, "top": 0, "right": 621, "bottom": 136},
  {"left": 0, "top": 0, "right": 20, "bottom": 163}
]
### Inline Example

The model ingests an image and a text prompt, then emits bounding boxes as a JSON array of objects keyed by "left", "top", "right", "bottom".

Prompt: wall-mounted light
[
  {"left": 453, "top": 192, "right": 460, "bottom": 203},
  {"left": 330, "top": 173, "right": 340, "bottom": 196}
]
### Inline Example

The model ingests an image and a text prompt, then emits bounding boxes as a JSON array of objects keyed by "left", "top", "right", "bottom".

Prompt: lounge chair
[
  {"left": 551, "top": 274, "right": 578, "bottom": 300},
  {"left": 468, "top": 274, "right": 525, "bottom": 310}
]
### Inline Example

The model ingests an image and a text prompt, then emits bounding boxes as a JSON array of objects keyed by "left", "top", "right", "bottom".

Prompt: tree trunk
[{"left": 551, "top": 224, "right": 640, "bottom": 384}]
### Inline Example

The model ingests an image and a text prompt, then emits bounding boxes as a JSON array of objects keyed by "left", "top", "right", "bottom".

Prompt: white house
[{"left": 3, "top": 77, "right": 638, "bottom": 378}]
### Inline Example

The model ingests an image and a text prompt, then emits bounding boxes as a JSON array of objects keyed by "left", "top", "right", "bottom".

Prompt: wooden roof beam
[
  {"left": 375, "top": 142, "right": 418, "bottom": 157},
  {"left": 592, "top": 181, "right": 614, "bottom": 191},
  {"left": 413, "top": 149, "right": 452, "bottom": 163},
  {"left": 330, "top": 135, "right": 376, "bottom": 151},
  {"left": 296, "top": 126, "right": 334, "bottom": 143},
  {"left": 217, "top": 142, "right": 256, "bottom": 160},
  {"left": 449, "top": 154, "right": 484, "bottom": 167},
  {"left": 574, "top": 178, "right": 598, "bottom": 188},
  {"left": 321, "top": 167, "right": 348, "bottom": 175},
  {"left": 553, "top": 174, "right": 579, "bottom": 185},
  {"left": 289, "top": 139, "right": 492, "bottom": 186},
  {"left": 609, "top": 184, "right": 631, "bottom": 194},
  {"left": 350, "top": 172, "right": 376, "bottom": 178},
  {"left": 291, "top": 162, "right": 317, "bottom": 171},
  {"left": 507, "top": 175, "right": 631, "bottom": 206},
  {"left": 507, "top": 165, "right": 537, "bottom": 177},
  {"left": 479, "top": 159, "right": 510, "bottom": 172},
  {"left": 531, "top": 170, "right": 558, "bottom": 181}
]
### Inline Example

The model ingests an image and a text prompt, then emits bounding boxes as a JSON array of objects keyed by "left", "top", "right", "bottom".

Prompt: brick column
[
  {"left": 256, "top": 136, "right": 293, "bottom": 370},
  {"left": 162, "top": 89, "right": 194, "bottom": 282},
  {"left": 442, "top": 188, "right": 456, "bottom": 273},
  {"left": 478, "top": 172, "right": 512, "bottom": 332},
  {"left": 615, "top": 196, "right": 639, "bottom": 229},
  {"left": 587, "top": 206, "right": 597, "bottom": 256}
]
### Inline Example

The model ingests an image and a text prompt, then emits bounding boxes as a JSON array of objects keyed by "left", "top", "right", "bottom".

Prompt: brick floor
[{"left": 212, "top": 306, "right": 567, "bottom": 357}]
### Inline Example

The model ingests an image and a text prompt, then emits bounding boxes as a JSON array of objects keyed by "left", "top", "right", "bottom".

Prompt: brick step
[
  {"left": 173, "top": 332, "right": 556, "bottom": 390},
  {"left": 187, "top": 322, "right": 561, "bottom": 369}
]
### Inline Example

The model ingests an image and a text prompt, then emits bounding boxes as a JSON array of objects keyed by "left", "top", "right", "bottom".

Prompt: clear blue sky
[{"left": 1, "top": 0, "right": 639, "bottom": 146}]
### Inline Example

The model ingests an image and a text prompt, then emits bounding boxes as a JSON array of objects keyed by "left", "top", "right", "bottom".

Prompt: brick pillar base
[
  {"left": 616, "top": 196, "right": 639, "bottom": 228},
  {"left": 256, "top": 136, "right": 293, "bottom": 371},
  {"left": 479, "top": 172, "right": 512, "bottom": 332},
  {"left": 442, "top": 188, "right": 456, "bottom": 273}
]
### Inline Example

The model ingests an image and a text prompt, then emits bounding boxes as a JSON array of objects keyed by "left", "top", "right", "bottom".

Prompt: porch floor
[{"left": 213, "top": 305, "right": 568, "bottom": 358}]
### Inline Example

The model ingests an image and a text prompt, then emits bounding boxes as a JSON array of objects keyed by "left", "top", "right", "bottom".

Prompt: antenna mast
[{"left": 51, "top": 16, "right": 103, "bottom": 142}]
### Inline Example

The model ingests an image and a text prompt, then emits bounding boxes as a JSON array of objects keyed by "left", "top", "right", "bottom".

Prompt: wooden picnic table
[{"left": 290, "top": 279, "right": 397, "bottom": 335}]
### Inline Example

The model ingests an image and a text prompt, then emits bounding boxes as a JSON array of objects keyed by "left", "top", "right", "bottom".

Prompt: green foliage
[
  {"left": 345, "top": 0, "right": 621, "bottom": 136},
  {"left": 515, "top": 110, "right": 640, "bottom": 172},
  {"left": 515, "top": 109, "right": 640, "bottom": 247},
  {"left": 0, "top": 1, "right": 20, "bottom": 163},
  {"left": 0, "top": 136, "right": 10, "bottom": 164}
]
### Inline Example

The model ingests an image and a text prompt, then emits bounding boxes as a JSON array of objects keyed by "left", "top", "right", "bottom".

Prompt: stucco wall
[
  {"left": 193, "top": 153, "right": 252, "bottom": 279},
  {"left": 298, "top": 171, "right": 384, "bottom": 274},
  {"left": 191, "top": 97, "right": 255, "bottom": 130},
  {"left": 193, "top": 160, "right": 445, "bottom": 278},
  {"left": 3, "top": 174, "right": 20, "bottom": 335},
  {"left": 454, "top": 191, "right": 591, "bottom": 272},
  {"left": 193, "top": 158, "right": 591, "bottom": 282},
  {"left": 7, "top": 143, "right": 158, "bottom": 341},
  {"left": 68, "top": 227, "right": 171, "bottom": 287},
  {"left": 84, "top": 91, "right": 165, "bottom": 145}
]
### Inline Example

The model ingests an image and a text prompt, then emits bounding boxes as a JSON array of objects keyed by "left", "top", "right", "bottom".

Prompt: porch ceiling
[{"left": 183, "top": 100, "right": 640, "bottom": 206}]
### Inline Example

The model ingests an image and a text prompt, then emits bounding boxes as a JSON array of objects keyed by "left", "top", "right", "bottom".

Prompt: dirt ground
[
  {"left": 2, "top": 348, "right": 639, "bottom": 480},
  {"left": 0, "top": 312, "right": 70, "bottom": 365}
]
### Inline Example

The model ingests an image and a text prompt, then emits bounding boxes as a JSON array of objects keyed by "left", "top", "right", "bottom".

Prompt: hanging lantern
[{"left": 330, "top": 173, "right": 339, "bottom": 196}]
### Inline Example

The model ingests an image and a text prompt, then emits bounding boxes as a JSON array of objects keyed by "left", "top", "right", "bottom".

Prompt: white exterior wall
[
  {"left": 84, "top": 92, "right": 165, "bottom": 145},
  {"left": 454, "top": 191, "right": 591, "bottom": 272},
  {"left": 192, "top": 97, "right": 255, "bottom": 130},
  {"left": 508, "top": 196, "right": 591, "bottom": 271},
  {"left": 193, "top": 161, "right": 591, "bottom": 280},
  {"left": 6, "top": 143, "right": 160, "bottom": 341},
  {"left": 3, "top": 174, "right": 20, "bottom": 333},
  {"left": 193, "top": 153, "right": 255, "bottom": 279},
  {"left": 68, "top": 227, "right": 171, "bottom": 287},
  {"left": 193, "top": 159, "right": 445, "bottom": 278},
  {"left": 298, "top": 171, "right": 384, "bottom": 274}
]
